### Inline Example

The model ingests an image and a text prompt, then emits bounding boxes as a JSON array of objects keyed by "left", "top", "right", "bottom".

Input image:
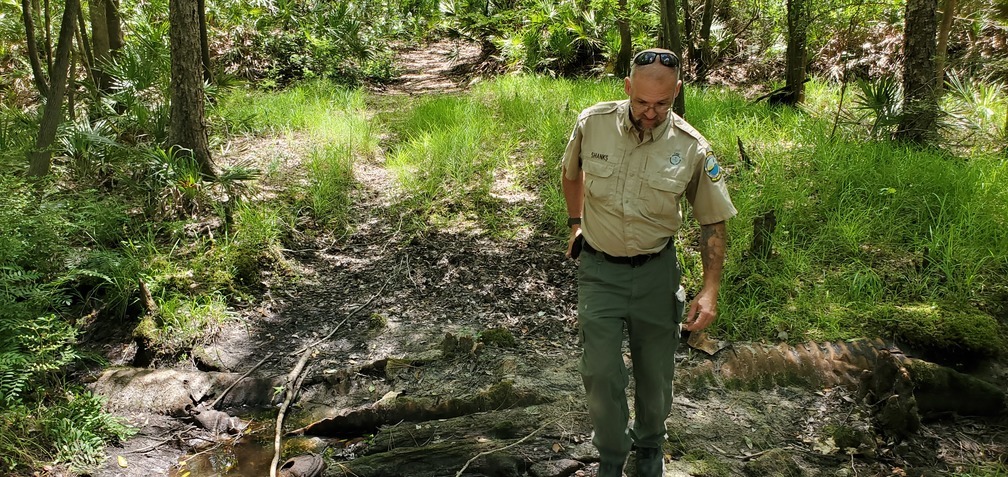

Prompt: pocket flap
[
  {"left": 648, "top": 175, "right": 687, "bottom": 193},
  {"left": 583, "top": 159, "right": 615, "bottom": 178}
]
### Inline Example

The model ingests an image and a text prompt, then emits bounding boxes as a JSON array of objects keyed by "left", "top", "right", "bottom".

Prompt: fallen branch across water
[
  {"left": 270, "top": 345, "right": 314, "bottom": 477},
  {"left": 209, "top": 352, "right": 273, "bottom": 410}
]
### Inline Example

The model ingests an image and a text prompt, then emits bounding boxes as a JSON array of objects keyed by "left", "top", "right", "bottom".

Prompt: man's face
[{"left": 624, "top": 67, "right": 681, "bottom": 131}]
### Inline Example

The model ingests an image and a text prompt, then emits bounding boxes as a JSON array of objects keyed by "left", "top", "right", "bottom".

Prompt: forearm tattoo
[{"left": 699, "top": 222, "right": 727, "bottom": 275}]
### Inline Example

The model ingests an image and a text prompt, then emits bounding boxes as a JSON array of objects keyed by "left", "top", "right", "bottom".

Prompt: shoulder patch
[{"left": 704, "top": 150, "right": 723, "bottom": 182}]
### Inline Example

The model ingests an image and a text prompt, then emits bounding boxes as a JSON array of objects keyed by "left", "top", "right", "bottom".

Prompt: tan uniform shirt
[{"left": 562, "top": 100, "right": 737, "bottom": 257}]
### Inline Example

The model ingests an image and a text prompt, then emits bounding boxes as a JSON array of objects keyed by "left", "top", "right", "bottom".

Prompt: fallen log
[
  {"left": 88, "top": 367, "right": 283, "bottom": 414},
  {"left": 290, "top": 380, "right": 553, "bottom": 438}
]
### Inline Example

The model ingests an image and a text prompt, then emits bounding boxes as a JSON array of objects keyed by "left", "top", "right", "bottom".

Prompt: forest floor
[{"left": 84, "top": 41, "right": 1008, "bottom": 477}]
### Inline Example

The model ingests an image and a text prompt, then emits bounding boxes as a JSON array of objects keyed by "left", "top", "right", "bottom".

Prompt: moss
[
  {"left": 827, "top": 424, "right": 865, "bottom": 450},
  {"left": 490, "top": 420, "right": 518, "bottom": 439},
  {"left": 133, "top": 315, "right": 160, "bottom": 341},
  {"left": 478, "top": 327, "right": 517, "bottom": 348},
  {"left": 682, "top": 449, "right": 731, "bottom": 477},
  {"left": 742, "top": 448, "right": 802, "bottom": 477},
  {"left": 866, "top": 303, "right": 1003, "bottom": 361},
  {"left": 368, "top": 312, "right": 388, "bottom": 331}
]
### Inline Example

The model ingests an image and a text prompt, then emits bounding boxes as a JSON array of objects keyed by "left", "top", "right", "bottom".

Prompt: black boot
[
  {"left": 598, "top": 460, "right": 625, "bottom": 477},
  {"left": 635, "top": 447, "right": 664, "bottom": 477}
]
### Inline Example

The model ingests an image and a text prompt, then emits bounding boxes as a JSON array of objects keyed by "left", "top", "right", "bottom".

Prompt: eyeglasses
[{"left": 633, "top": 51, "right": 680, "bottom": 69}]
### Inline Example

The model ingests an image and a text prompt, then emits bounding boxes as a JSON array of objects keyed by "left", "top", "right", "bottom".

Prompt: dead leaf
[
  {"left": 376, "top": 390, "right": 401, "bottom": 405},
  {"left": 117, "top": 455, "right": 128, "bottom": 468},
  {"left": 687, "top": 331, "right": 729, "bottom": 355},
  {"left": 552, "top": 442, "right": 562, "bottom": 452}
]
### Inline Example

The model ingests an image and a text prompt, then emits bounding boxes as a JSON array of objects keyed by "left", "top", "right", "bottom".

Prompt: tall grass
[
  {"left": 385, "top": 75, "right": 622, "bottom": 234},
  {"left": 214, "top": 79, "right": 378, "bottom": 231},
  {"left": 215, "top": 80, "right": 377, "bottom": 154},
  {"left": 383, "top": 74, "right": 1007, "bottom": 350},
  {"left": 679, "top": 84, "right": 1008, "bottom": 344}
]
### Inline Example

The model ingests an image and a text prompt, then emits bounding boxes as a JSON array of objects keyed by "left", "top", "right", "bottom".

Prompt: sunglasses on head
[{"left": 633, "top": 51, "right": 680, "bottom": 69}]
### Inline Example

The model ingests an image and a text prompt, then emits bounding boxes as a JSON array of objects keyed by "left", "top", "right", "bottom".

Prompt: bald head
[
  {"left": 625, "top": 48, "right": 682, "bottom": 131},
  {"left": 629, "top": 48, "right": 681, "bottom": 82}
]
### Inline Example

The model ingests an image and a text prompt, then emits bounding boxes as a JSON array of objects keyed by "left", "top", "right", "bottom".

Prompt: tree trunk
[
  {"left": 68, "top": 43, "right": 76, "bottom": 120},
  {"left": 21, "top": 0, "right": 48, "bottom": 97},
  {"left": 43, "top": 0, "right": 52, "bottom": 72},
  {"left": 89, "top": 0, "right": 112, "bottom": 92},
  {"left": 783, "top": 0, "right": 809, "bottom": 105},
  {"left": 106, "top": 0, "right": 123, "bottom": 53},
  {"left": 658, "top": 0, "right": 686, "bottom": 117},
  {"left": 27, "top": 0, "right": 78, "bottom": 177},
  {"left": 615, "top": 0, "right": 631, "bottom": 78},
  {"left": 75, "top": 0, "right": 94, "bottom": 81},
  {"left": 695, "top": 0, "right": 714, "bottom": 83},
  {"left": 169, "top": 0, "right": 215, "bottom": 178},
  {"left": 681, "top": 0, "right": 694, "bottom": 64},
  {"left": 895, "top": 0, "right": 939, "bottom": 143},
  {"left": 197, "top": 0, "right": 212, "bottom": 83},
  {"left": 935, "top": 0, "right": 957, "bottom": 92}
]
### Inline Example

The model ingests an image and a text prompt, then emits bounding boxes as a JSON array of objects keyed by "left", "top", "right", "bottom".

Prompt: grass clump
[
  {"left": 682, "top": 448, "right": 732, "bottom": 477},
  {"left": 479, "top": 327, "right": 517, "bottom": 348}
]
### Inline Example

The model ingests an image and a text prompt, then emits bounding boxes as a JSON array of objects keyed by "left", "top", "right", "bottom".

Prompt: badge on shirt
[
  {"left": 704, "top": 151, "right": 723, "bottom": 182},
  {"left": 669, "top": 153, "right": 682, "bottom": 166}
]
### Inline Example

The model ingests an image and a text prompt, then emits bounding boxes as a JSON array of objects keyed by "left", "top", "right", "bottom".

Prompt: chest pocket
[
  {"left": 583, "top": 158, "right": 616, "bottom": 203},
  {"left": 642, "top": 174, "right": 687, "bottom": 219}
]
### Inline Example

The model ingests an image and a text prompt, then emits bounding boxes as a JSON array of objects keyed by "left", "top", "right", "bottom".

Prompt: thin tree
[
  {"left": 934, "top": 0, "right": 957, "bottom": 92},
  {"left": 682, "top": 0, "right": 694, "bottom": 64},
  {"left": 615, "top": 0, "right": 632, "bottom": 79},
  {"left": 21, "top": 0, "right": 49, "bottom": 96},
  {"left": 695, "top": 0, "right": 714, "bottom": 82},
  {"left": 169, "top": 0, "right": 215, "bottom": 178},
  {"left": 27, "top": 0, "right": 78, "bottom": 177},
  {"left": 658, "top": 0, "right": 686, "bottom": 116},
  {"left": 783, "top": 0, "right": 809, "bottom": 105},
  {"left": 895, "top": 0, "right": 939, "bottom": 143},
  {"left": 89, "top": 0, "right": 124, "bottom": 93}
]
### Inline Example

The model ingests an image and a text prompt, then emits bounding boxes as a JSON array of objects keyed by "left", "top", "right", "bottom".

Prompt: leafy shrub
[
  {"left": 0, "top": 177, "right": 72, "bottom": 275},
  {"left": 102, "top": 19, "right": 172, "bottom": 142}
]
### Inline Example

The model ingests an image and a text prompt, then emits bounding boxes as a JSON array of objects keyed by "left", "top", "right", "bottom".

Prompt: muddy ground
[{"left": 83, "top": 42, "right": 1008, "bottom": 477}]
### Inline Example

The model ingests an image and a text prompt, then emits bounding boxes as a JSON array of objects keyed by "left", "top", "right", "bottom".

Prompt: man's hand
[
  {"left": 565, "top": 226, "right": 582, "bottom": 259},
  {"left": 682, "top": 287, "right": 717, "bottom": 331}
]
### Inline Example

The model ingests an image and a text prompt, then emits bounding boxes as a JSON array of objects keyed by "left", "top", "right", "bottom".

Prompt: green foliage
[
  {"left": 488, "top": 0, "right": 655, "bottom": 75},
  {"left": 0, "top": 392, "right": 133, "bottom": 473},
  {"left": 147, "top": 292, "right": 232, "bottom": 353},
  {"left": 214, "top": 80, "right": 377, "bottom": 151},
  {"left": 101, "top": 18, "right": 172, "bottom": 141},
  {"left": 942, "top": 72, "right": 1007, "bottom": 152},
  {"left": 0, "top": 177, "right": 72, "bottom": 274},
  {"left": 57, "top": 119, "right": 121, "bottom": 185},
  {"left": 212, "top": 0, "right": 404, "bottom": 85},
  {"left": 848, "top": 76, "right": 903, "bottom": 139}
]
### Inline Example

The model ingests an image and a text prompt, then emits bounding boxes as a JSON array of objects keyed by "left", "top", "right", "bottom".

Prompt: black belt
[{"left": 582, "top": 240, "right": 664, "bottom": 268}]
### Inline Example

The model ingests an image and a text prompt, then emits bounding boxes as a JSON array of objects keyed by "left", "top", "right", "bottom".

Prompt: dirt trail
[{"left": 88, "top": 42, "right": 1007, "bottom": 477}]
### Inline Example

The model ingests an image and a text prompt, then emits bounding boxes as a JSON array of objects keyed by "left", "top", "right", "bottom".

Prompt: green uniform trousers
[{"left": 576, "top": 243, "right": 683, "bottom": 464}]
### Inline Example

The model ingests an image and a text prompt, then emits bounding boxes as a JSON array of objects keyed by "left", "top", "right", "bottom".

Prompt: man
[{"left": 560, "top": 48, "right": 736, "bottom": 477}]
